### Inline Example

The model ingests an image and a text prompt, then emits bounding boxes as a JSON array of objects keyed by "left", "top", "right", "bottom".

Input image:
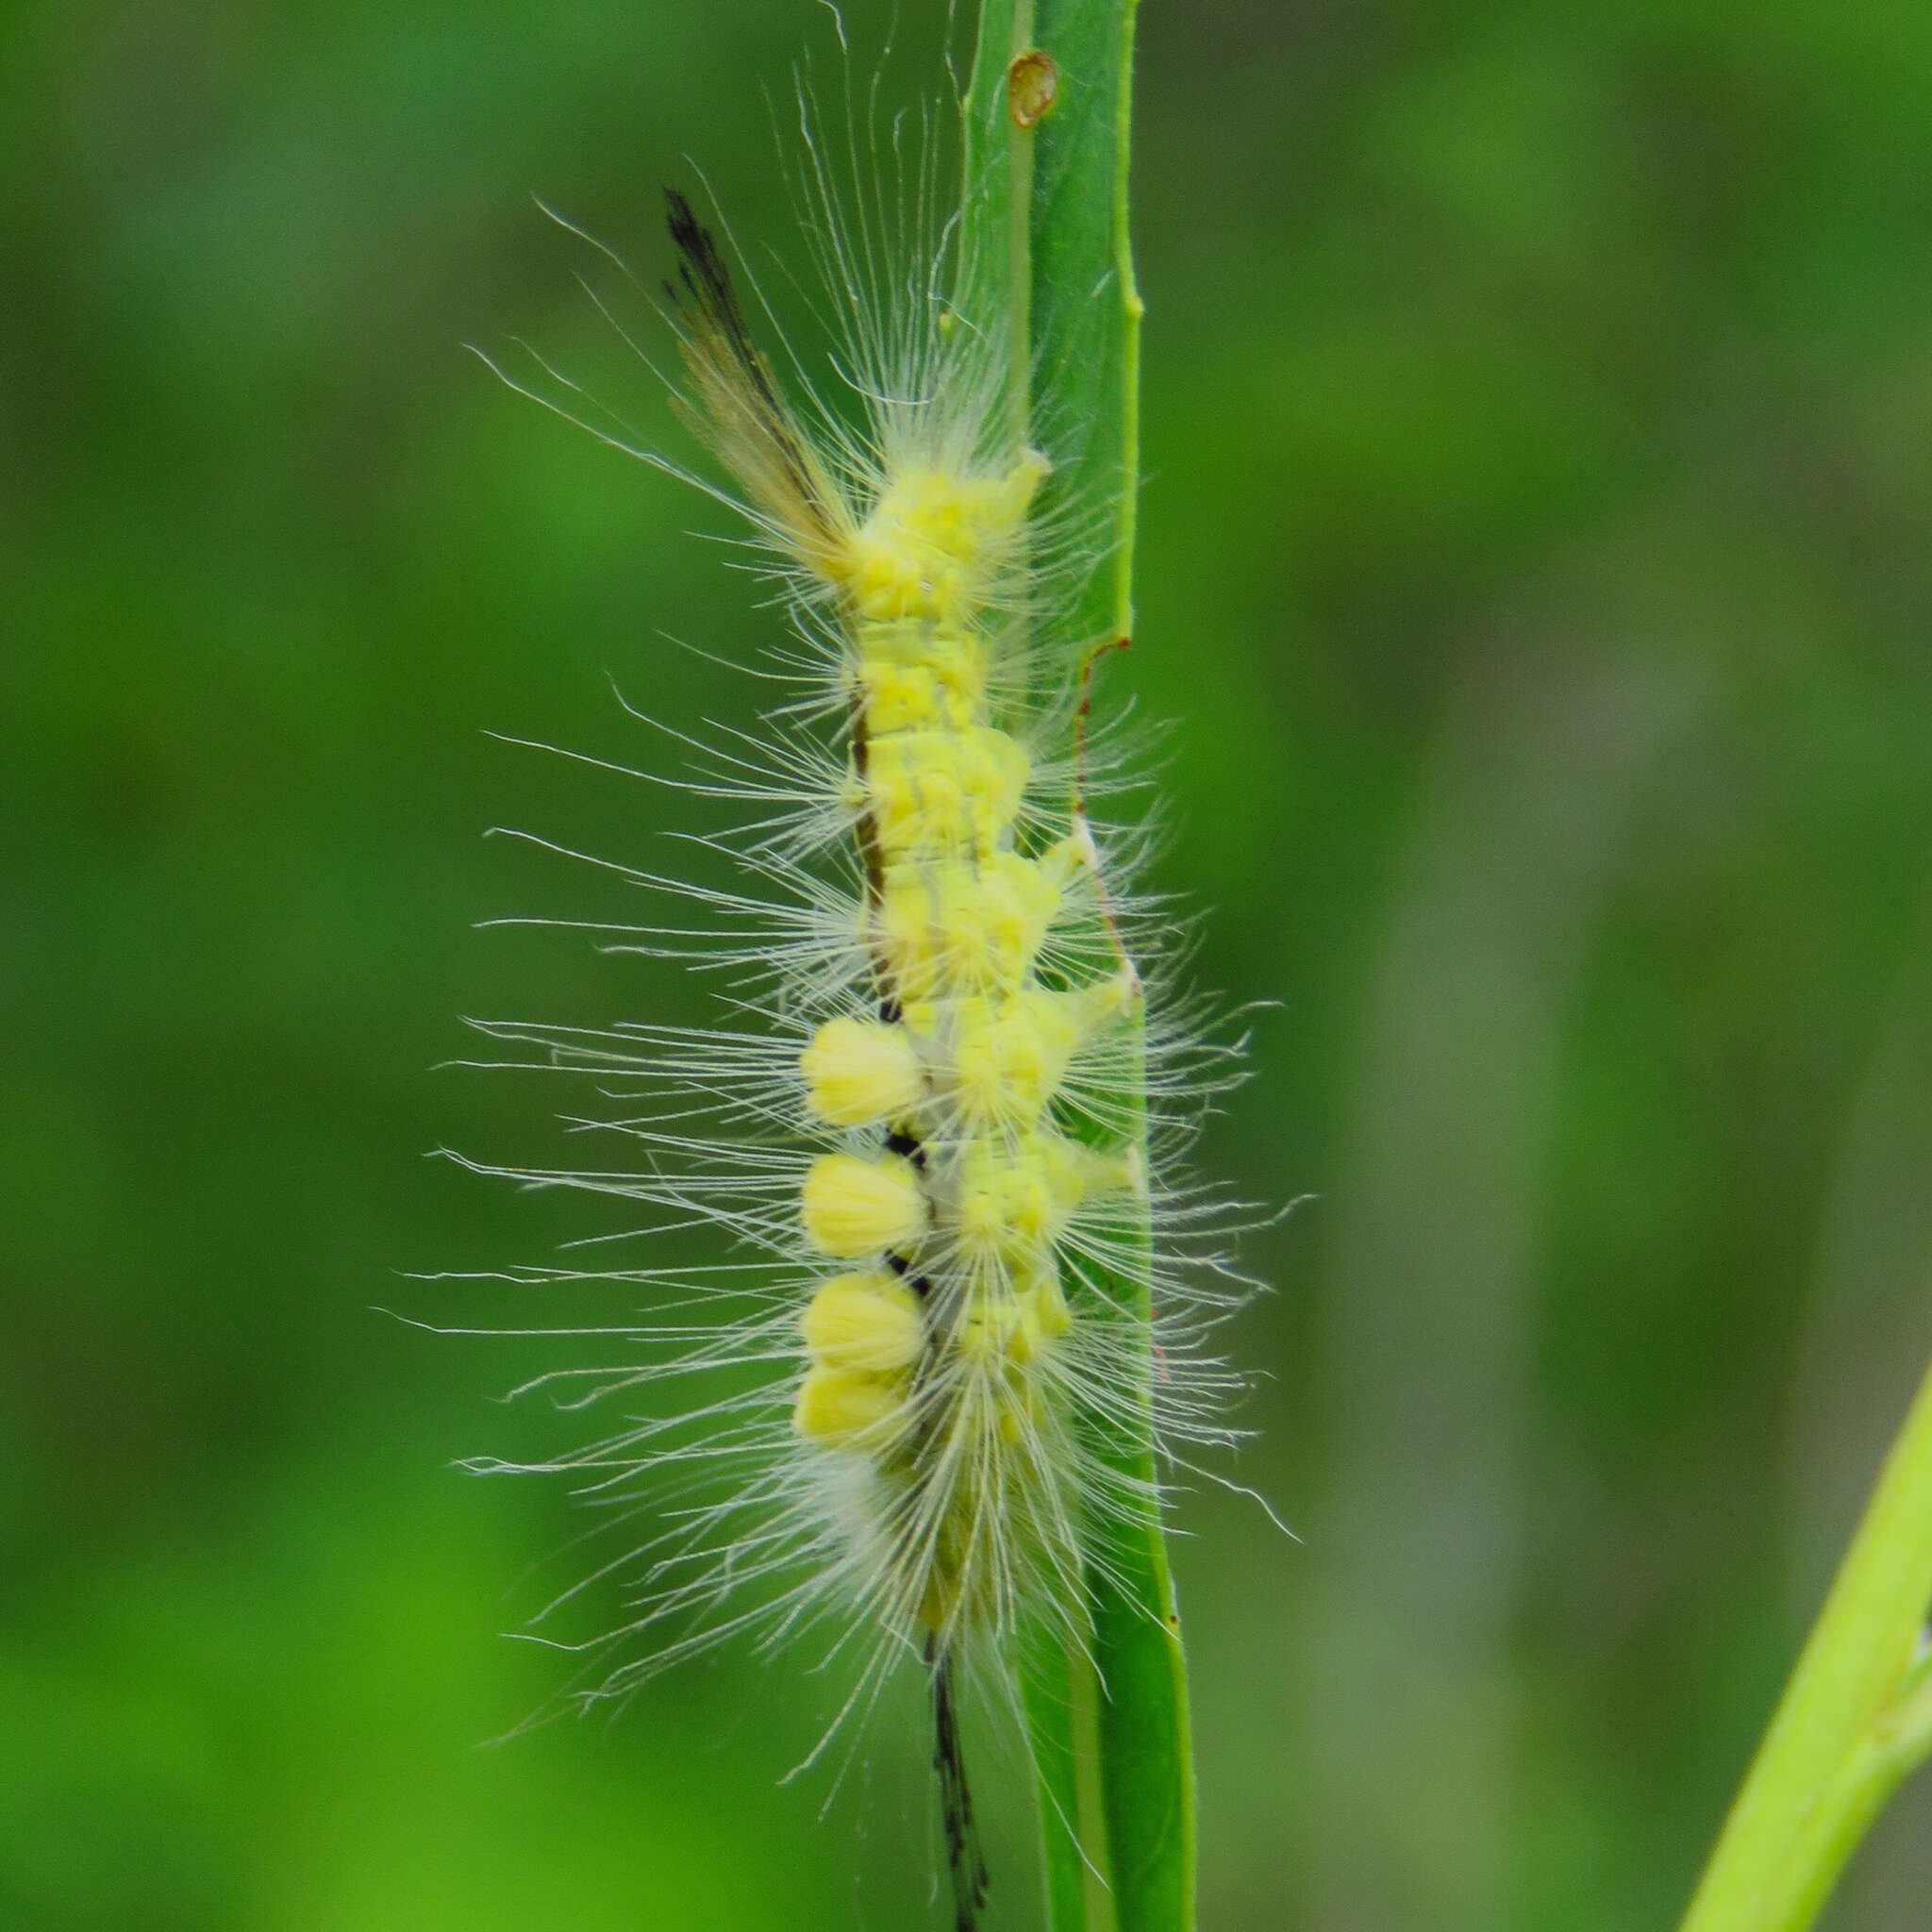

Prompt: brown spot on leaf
[{"left": 1008, "top": 50, "right": 1058, "bottom": 129}]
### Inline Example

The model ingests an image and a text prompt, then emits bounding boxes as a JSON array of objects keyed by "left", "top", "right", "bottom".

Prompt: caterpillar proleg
[{"left": 460, "top": 30, "right": 1255, "bottom": 1929}]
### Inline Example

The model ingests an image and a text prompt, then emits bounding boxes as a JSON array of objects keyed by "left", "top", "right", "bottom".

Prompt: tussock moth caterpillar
[{"left": 456, "top": 46, "right": 1258, "bottom": 1931}]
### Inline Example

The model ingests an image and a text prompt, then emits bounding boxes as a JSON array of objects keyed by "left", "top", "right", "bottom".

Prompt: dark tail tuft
[
  {"left": 664, "top": 190, "right": 762, "bottom": 388},
  {"left": 660, "top": 187, "right": 832, "bottom": 542}
]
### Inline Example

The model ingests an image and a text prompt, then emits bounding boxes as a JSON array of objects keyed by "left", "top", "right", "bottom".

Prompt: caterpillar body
[{"left": 468, "top": 123, "right": 1249, "bottom": 1931}]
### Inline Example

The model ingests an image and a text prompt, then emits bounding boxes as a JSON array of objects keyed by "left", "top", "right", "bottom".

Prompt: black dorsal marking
[{"left": 928, "top": 1641, "right": 990, "bottom": 1932}]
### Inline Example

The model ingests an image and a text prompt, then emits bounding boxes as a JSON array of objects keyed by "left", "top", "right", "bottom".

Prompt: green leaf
[
  {"left": 1072, "top": 1009, "right": 1195, "bottom": 1932},
  {"left": 1020, "top": 1613, "right": 1097, "bottom": 1932},
  {"left": 960, "top": 6, "right": 1191, "bottom": 1930},
  {"left": 961, "top": 0, "right": 1142, "bottom": 640}
]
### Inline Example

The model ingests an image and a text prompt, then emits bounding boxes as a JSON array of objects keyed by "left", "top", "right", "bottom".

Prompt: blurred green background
[{"left": 7, "top": 0, "right": 1932, "bottom": 1926}]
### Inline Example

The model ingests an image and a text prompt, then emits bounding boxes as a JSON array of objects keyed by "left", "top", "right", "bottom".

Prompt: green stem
[
  {"left": 1678, "top": 1353, "right": 1932, "bottom": 1932},
  {"left": 1766, "top": 1651, "right": 1932, "bottom": 1932}
]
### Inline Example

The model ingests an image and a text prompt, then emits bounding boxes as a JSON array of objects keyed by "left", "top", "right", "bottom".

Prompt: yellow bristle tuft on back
[
  {"left": 801, "top": 1151, "right": 927, "bottom": 1257},
  {"left": 798, "top": 1272, "right": 924, "bottom": 1375},
  {"left": 799, "top": 1017, "right": 924, "bottom": 1126}
]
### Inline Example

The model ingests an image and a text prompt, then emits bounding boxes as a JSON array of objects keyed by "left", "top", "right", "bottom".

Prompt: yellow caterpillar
[
  {"left": 465, "top": 164, "right": 1248, "bottom": 1932},
  {"left": 658, "top": 177, "right": 1157, "bottom": 1645},
  {"left": 666, "top": 187, "right": 1151, "bottom": 1917}
]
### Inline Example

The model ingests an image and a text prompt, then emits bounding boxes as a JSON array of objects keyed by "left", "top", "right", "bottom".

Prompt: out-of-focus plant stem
[{"left": 1678, "top": 1352, "right": 1932, "bottom": 1932}]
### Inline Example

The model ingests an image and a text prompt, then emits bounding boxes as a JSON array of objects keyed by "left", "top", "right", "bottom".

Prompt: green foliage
[{"left": 8, "top": 0, "right": 1932, "bottom": 1926}]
